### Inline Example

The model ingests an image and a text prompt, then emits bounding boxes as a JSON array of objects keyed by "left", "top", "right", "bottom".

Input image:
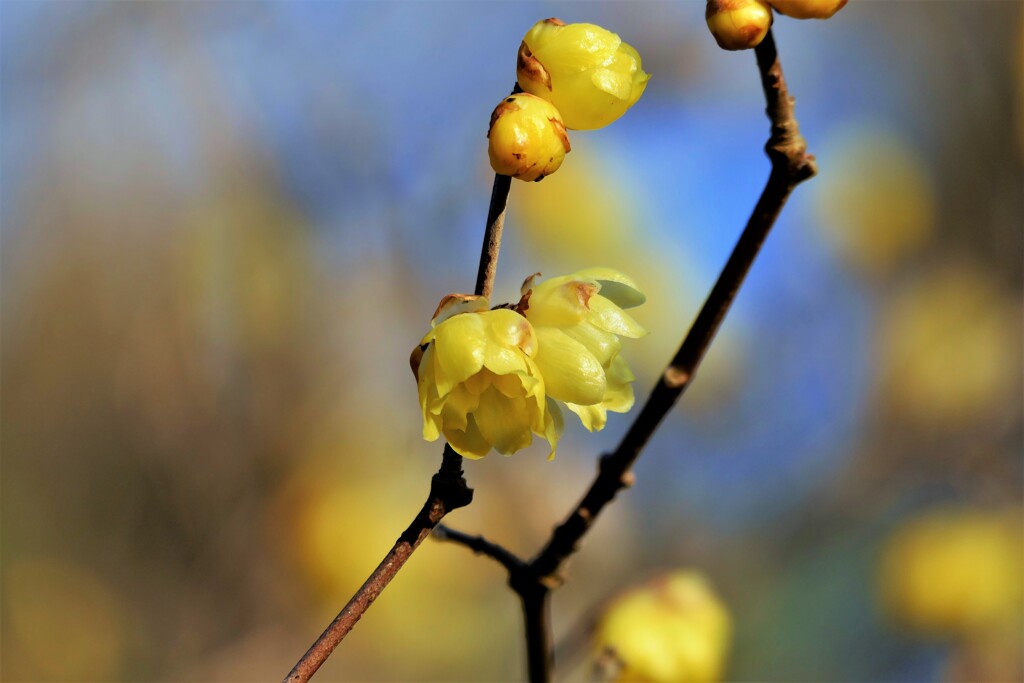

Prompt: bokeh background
[{"left": 2, "top": 2, "right": 1021, "bottom": 681}]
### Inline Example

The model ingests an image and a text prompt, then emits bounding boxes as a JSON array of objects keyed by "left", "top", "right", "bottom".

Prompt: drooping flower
[
  {"left": 517, "top": 18, "right": 649, "bottom": 131},
  {"left": 593, "top": 571, "right": 732, "bottom": 683},
  {"left": 411, "top": 295, "right": 562, "bottom": 459},
  {"left": 521, "top": 267, "right": 647, "bottom": 432},
  {"left": 768, "top": 0, "right": 847, "bottom": 19},
  {"left": 706, "top": 0, "right": 774, "bottom": 51},
  {"left": 487, "top": 93, "right": 571, "bottom": 182}
]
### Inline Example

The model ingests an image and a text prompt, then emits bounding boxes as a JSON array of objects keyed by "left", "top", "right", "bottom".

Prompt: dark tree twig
[
  {"left": 434, "top": 524, "right": 527, "bottom": 574},
  {"left": 282, "top": 166, "right": 513, "bottom": 683},
  {"left": 438, "top": 31, "right": 817, "bottom": 683}
]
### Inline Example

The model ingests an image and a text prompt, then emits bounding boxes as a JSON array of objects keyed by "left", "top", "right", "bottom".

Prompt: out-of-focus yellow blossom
[
  {"left": 768, "top": 0, "right": 847, "bottom": 19},
  {"left": 522, "top": 267, "right": 646, "bottom": 432},
  {"left": 6, "top": 558, "right": 128, "bottom": 681},
  {"left": 412, "top": 295, "right": 561, "bottom": 459},
  {"left": 877, "top": 263, "right": 1020, "bottom": 426},
  {"left": 706, "top": 0, "right": 773, "bottom": 51},
  {"left": 878, "top": 508, "right": 1023, "bottom": 638},
  {"left": 517, "top": 18, "right": 649, "bottom": 131},
  {"left": 813, "top": 128, "right": 934, "bottom": 276},
  {"left": 594, "top": 571, "right": 732, "bottom": 683},
  {"left": 487, "top": 93, "right": 570, "bottom": 182}
]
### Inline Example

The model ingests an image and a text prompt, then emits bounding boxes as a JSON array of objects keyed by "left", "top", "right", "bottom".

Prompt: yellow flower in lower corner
[
  {"left": 412, "top": 295, "right": 561, "bottom": 459},
  {"left": 594, "top": 571, "right": 732, "bottom": 683},
  {"left": 523, "top": 267, "right": 647, "bottom": 432}
]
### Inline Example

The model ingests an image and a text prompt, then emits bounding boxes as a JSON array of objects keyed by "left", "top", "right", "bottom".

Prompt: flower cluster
[
  {"left": 706, "top": 0, "right": 847, "bottom": 51},
  {"left": 488, "top": 18, "right": 649, "bottom": 182},
  {"left": 411, "top": 270, "right": 646, "bottom": 459}
]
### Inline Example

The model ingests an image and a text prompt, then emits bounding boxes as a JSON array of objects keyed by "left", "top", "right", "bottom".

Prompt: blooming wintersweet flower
[
  {"left": 488, "top": 93, "right": 571, "bottom": 182},
  {"left": 411, "top": 295, "right": 562, "bottom": 459},
  {"left": 517, "top": 18, "right": 649, "bottom": 131},
  {"left": 522, "top": 267, "right": 647, "bottom": 432}
]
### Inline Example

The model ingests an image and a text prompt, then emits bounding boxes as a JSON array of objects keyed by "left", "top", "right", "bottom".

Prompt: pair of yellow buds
[
  {"left": 412, "top": 269, "right": 647, "bottom": 459},
  {"left": 707, "top": 0, "right": 847, "bottom": 51},
  {"left": 487, "top": 19, "right": 650, "bottom": 182}
]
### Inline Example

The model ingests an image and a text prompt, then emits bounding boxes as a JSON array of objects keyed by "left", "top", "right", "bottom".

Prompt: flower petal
[
  {"left": 431, "top": 294, "right": 490, "bottom": 327},
  {"left": 565, "top": 402, "right": 607, "bottom": 432},
  {"left": 543, "top": 397, "right": 564, "bottom": 460},
  {"left": 432, "top": 314, "right": 487, "bottom": 395},
  {"left": 486, "top": 309, "right": 537, "bottom": 356},
  {"left": 446, "top": 415, "right": 492, "bottom": 459},
  {"left": 587, "top": 295, "right": 647, "bottom": 338},
  {"left": 474, "top": 386, "right": 534, "bottom": 455},
  {"left": 561, "top": 321, "right": 622, "bottom": 366},
  {"left": 441, "top": 384, "right": 480, "bottom": 432},
  {"left": 528, "top": 276, "right": 597, "bottom": 328},
  {"left": 603, "top": 354, "right": 636, "bottom": 413},
  {"left": 573, "top": 267, "right": 646, "bottom": 309},
  {"left": 534, "top": 327, "right": 607, "bottom": 405}
]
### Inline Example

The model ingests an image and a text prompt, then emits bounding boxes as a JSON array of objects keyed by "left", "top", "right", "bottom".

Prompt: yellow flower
[
  {"left": 522, "top": 267, "right": 646, "bottom": 432},
  {"left": 706, "top": 0, "right": 774, "bottom": 51},
  {"left": 768, "top": 0, "right": 847, "bottom": 19},
  {"left": 594, "top": 571, "right": 732, "bottom": 683},
  {"left": 487, "top": 93, "right": 571, "bottom": 182},
  {"left": 412, "top": 295, "right": 561, "bottom": 459},
  {"left": 878, "top": 507, "right": 1023, "bottom": 638},
  {"left": 517, "top": 18, "right": 649, "bottom": 131}
]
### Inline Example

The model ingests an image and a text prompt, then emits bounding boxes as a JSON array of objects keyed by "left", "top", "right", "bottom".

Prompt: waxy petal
[
  {"left": 562, "top": 321, "right": 622, "bottom": 366},
  {"left": 587, "top": 296, "right": 647, "bottom": 338},
  {"left": 565, "top": 402, "right": 607, "bottom": 432},
  {"left": 475, "top": 387, "right": 534, "bottom": 455},
  {"left": 534, "top": 327, "right": 607, "bottom": 405}
]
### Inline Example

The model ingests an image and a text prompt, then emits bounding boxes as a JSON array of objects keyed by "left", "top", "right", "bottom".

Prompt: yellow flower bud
[
  {"left": 594, "top": 572, "right": 732, "bottom": 683},
  {"left": 522, "top": 267, "right": 646, "bottom": 432},
  {"left": 487, "top": 93, "right": 570, "bottom": 182},
  {"left": 413, "top": 295, "right": 562, "bottom": 459},
  {"left": 517, "top": 18, "right": 649, "bottom": 131},
  {"left": 878, "top": 508, "right": 1023, "bottom": 638},
  {"left": 706, "top": 0, "right": 773, "bottom": 51},
  {"left": 768, "top": 0, "right": 847, "bottom": 19}
]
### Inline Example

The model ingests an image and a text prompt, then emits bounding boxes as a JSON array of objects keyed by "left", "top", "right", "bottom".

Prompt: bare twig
[
  {"left": 484, "top": 31, "right": 817, "bottom": 682},
  {"left": 283, "top": 447, "right": 471, "bottom": 683},
  {"left": 434, "top": 524, "right": 527, "bottom": 574},
  {"left": 434, "top": 524, "right": 551, "bottom": 681},
  {"left": 475, "top": 174, "right": 513, "bottom": 299},
  {"left": 283, "top": 163, "right": 515, "bottom": 681}
]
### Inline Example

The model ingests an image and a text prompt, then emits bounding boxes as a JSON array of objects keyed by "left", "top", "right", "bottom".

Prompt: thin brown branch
[
  {"left": 282, "top": 446, "right": 471, "bottom": 683},
  {"left": 511, "top": 30, "right": 817, "bottom": 680},
  {"left": 433, "top": 524, "right": 527, "bottom": 574},
  {"left": 283, "top": 160, "right": 515, "bottom": 681}
]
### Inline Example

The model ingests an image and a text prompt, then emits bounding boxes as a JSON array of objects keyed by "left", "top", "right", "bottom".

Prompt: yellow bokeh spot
[
  {"left": 594, "top": 571, "right": 732, "bottom": 682},
  {"left": 878, "top": 508, "right": 1023, "bottom": 638},
  {"left": 813, "top": 127, "right": 935, "bottom": 277},
  {"left": 877, "top": 262, "right": 1021, "bottom": 426},
  {"left": 269, "top": 461, "right": 499, "bottom": 672},
  {"left": 5, "top": 558, "right": 127, "bottom": 681}
]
